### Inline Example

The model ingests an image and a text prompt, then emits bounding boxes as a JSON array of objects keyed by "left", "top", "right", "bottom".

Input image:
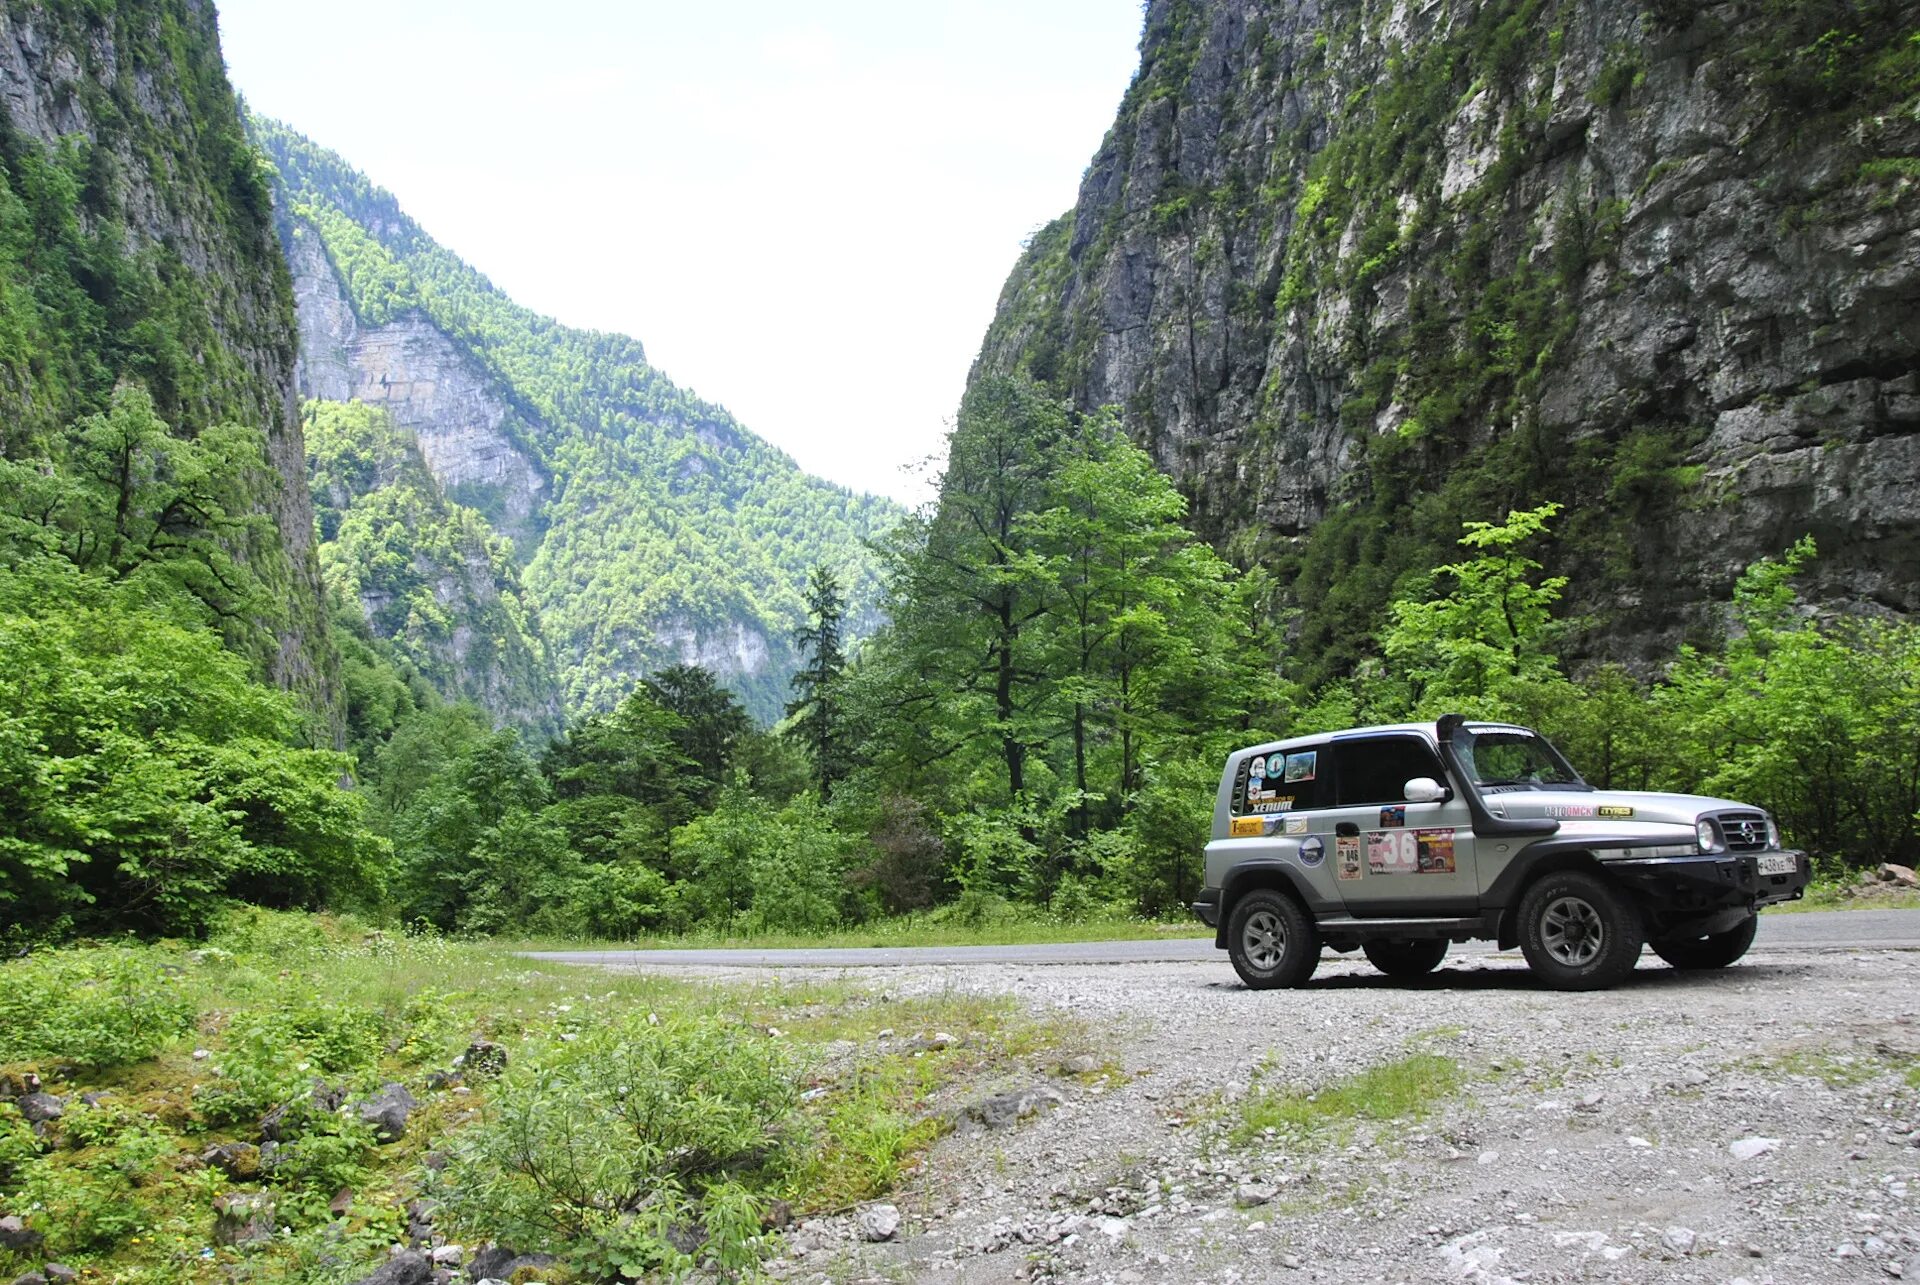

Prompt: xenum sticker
[
  {"left": 1336, "top": 834, "right": 1363, "bottom": 881},
  {"left": 1284, "top": 816, "right": 1310, "bottom": 835},
  {"left": 1230, "top": 817, "right": 1263, "bottom": 838},
  {"left": 1284, "top": 751, "right": 1318, "bottom": 783},
  {"left": 1416, "top": 828, "right": 1456, "bottom": 874},
  {"left": 1250, "top": 797, "right": 1294, "bottom": 814},
  {"left": 1379, "top": 805, "right": 1406, "bottom": 828},
  {"left": 1298, "top": 835, "right": 1326, "bottom": 868},
  {"left": 1598, "top": 804, "right": 1635, "bottom": 818}
]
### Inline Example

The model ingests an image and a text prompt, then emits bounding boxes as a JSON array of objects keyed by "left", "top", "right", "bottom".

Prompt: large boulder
[{"left": 355, "top": 1083, "right": 416, "bottom": 1144}]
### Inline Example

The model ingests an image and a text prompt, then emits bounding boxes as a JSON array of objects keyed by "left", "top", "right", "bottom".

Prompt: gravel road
[
  {"left": 565, "top": 918, "right": 1920, "bottom": 1285},
  {"left": 525, "top": 909, "right": 1920, "bottom": 969}
]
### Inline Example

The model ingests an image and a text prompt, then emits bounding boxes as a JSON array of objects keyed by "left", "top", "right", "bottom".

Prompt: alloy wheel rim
[
  {"left": 1541, "top": 895, "right": 1604, "bottom": 966},
  {"left": 1243, "top": 909, "right": 1286, "bottom": 970}
]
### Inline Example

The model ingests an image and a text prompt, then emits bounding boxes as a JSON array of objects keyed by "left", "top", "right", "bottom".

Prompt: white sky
[{"left": 215, "top": 0, "right": 1145, "bottom": 504}]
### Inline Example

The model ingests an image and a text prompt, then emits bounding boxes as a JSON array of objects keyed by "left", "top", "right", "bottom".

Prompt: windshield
[{"left": 1454, "top": 727, "right": 1588, "bottom": 792}]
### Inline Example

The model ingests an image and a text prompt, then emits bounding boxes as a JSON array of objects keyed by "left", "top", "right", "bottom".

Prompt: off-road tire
[
  {"left": 1362, "top": 938, "right": 1450, "bottom": 978},
  {"left": 1651, "top": 915, "right": 1758, "bottom": 970},
  {"left": 1517, "top": 870, "right": 1644, "bottom": 991},
  {"left": 1226, "top": 889, "right": 1320, "bottom": 990}
]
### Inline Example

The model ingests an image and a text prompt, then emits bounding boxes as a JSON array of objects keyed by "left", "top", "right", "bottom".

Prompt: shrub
[
  {"left": 437, "top": 1012, "right": 798, "bottom": 1278},
  {"left": 0, "top": 947, "right": 197, "bottom": 1070}
]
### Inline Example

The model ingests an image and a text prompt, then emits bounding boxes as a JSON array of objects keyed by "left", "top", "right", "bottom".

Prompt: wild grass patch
[{"left": 1228, "top": 1053, "right": 1467, "bottom": 1146}]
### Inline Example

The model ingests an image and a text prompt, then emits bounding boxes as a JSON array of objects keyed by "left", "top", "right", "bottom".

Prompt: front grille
[{"left": 1718, "top": 812, "right": 1770, "bottom": 851}]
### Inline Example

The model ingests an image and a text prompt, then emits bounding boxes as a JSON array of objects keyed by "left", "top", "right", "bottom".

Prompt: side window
[
  {"left": 1331, "top": 736, "right": 1446, "bottom": 807},
  {"left": 1233, "top": 745, "right": 1324, "bottom": 814}
]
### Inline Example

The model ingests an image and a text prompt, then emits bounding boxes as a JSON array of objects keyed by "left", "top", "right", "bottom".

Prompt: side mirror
[{"left": 1404, "top": 777, "right": 1448, "bottom": 803}]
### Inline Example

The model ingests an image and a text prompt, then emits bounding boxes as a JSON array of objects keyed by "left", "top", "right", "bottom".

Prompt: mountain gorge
[
  {"left": 974, "top": 0, "right": 1920, "bottom": 681},
  {"left": 253, "top": 117, "right": 902, "bottom": 725}
]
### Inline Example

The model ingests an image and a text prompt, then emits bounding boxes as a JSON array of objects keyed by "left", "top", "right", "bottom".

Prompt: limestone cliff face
[
  {"left": 975, "top": 0, "right": 1920, "bottom": 674},
  {"left": 289, "top": 223, "right": 547, "bottom": 553},
  {"left": 0, "top": 1, "right": 338, "bottom": 724}
]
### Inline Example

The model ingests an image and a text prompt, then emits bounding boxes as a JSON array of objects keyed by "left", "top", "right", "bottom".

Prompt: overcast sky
[{"left": 215, "top": 0, "right": 1144, "bottom": 504}]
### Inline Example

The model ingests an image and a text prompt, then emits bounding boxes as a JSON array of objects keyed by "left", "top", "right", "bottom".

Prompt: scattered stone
[
  {"left": 329, "top": 1187, "right": 353, "bottom": 1217},
  {"left": 200, "top": 1141, "right": 262, "bottom": 1180},
  {"left": 191, "top": 1049, "right": 210, "bottom": 1061},
  {"left": 1663, "top": 1226, "right": 1697, "bottom": 1256},
  {"left": 1730, "top": 1136, "right": 1780, "bottom": 1161},
  {"left": 355, "top": 1083, "right": 416, "bottom": 1143},
  {"left": 1098, "top": 1217, "right": 1129, "bottom": 1239},
  {"left": 0, "top": 1216, "right": 40, "bottom": 1251},
  {"left": 1280, "top": 1254, "right": 1304, "bottom": 1270},
  {"left": 212, "top": 1192, "right": 276, "bottom": 1246},
  {"left": 347, "top": 1249, "right": 431, "bottom": 1285},
  {"left": 965, "top": 1086, "right": 1066, "bottom": 1129},
  {"left": 858, "top": 1204, "right": 901, "bottom": 1242},
  {"left": 463, "top": 1247, "right": 557, "bottom": 1282},
  {"left": 11, "top": 1272, "right": 48, "bottom": 1285},
  {"left": 1058, "top": 1053, "right": 1102, "bottom": 1076},
  {"left": 760, "top": 1198, "right": 793, "bottom": 1230},
  {"left": 457, "top": 1040, "right": 508, "bottom": 1078},
  {"left": 1235, "top": 1182, "right": 1277, "bottom": 1207},
  {"left": 1627, "top": 1136, "right": 1653, "bottom": 1149},
  {"left": 1879, "top": 863, "right": 1918, "bottom": 888},
  {"left": 15, "top": 1094, "right": 63, "bottom": 1125},
  {"left": 428, "top": 1244, "right": 463, "bottom": 1267},
  {"left": 43, "top": 1266, "right": 78, "bottom": 1285}
]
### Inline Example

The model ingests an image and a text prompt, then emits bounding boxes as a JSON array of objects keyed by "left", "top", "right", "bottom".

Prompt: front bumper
[
  {"left": 1606, "top": 849, "right": 1811, "bottom": 913},
  {"left": 1191, "top": 887, "right": 1221, "bottom": 927}
]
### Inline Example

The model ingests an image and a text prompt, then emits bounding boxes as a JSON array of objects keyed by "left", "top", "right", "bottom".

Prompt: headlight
[
  {"left": 1696, "top": 819, "right": 1721, "bottom": 852},
  {"left": 1766, "top": 816, "right": 1780, "bottom": 849}
]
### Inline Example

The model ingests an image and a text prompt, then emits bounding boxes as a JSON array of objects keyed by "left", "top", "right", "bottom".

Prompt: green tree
[
  {"left": 643, "top": 665, "right": 753, "bottom": 804},
  {"left": 786, "top": 565, "right": 849, "bottom": 800}
]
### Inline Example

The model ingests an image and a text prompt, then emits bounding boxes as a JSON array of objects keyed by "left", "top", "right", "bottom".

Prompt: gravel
[{"left": 590, "top": 946, "right": 1920, "bottom": 1283}]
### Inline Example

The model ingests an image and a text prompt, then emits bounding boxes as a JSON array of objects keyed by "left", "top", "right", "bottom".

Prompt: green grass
[
  {"left": 1755, "top": 1043, "right": 1919, "bottom": 1090},
  {"left": 0, "top": 910, "right": 1067, "bottom": 1284},
  {"left": 1229, "top": 1052, "right": 1466, "bottom": 1146},
  {"left": 1767, "top": 877, "right": 1920, "bottom": 913},
  {"left": 509, "top": 911, "right": 1210, "bottom": 953}
]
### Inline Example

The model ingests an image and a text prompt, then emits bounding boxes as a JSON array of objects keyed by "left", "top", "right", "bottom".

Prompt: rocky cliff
[
  {"left": 253, "top": 116, "right": 901, "bottom": 724},
  {"left": 306, "top": 400, "right": 563, "bottom": 737},
  {"left": 0, "top": 0, "right": 337, "bottom": 722},
  {"left": 975, "top": 0, "right": 1920, "bottom": 679}
]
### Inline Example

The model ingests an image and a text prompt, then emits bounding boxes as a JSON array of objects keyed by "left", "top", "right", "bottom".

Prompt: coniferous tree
[{"left": 786, "top": 565, "right": 848, "bottom": 800}]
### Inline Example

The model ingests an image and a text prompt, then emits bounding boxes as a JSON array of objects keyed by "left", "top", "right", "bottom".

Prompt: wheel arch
[
  {"left": 1214, "top": 863, "right": 1325, "bottom": 949},
  {"left": 1490, "top": 845, "right": 1607, "bottom": 950}
]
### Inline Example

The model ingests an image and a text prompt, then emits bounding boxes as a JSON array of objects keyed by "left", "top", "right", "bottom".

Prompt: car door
[{"left": 1315, "top": 733, "right": 1479, "bottom": 917}]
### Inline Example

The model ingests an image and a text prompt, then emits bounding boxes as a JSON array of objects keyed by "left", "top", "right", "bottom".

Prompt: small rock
[
  {"left": 428, "top": 1243, "right": 463, "bottom": 1267},
  {"left": 1280, "top": 1254, "right": 1303, "bottom": 1270},
  {"left": 1235, "top": 1183, "right": 1277, "bottom": 1207},
  {"left": 1879, "top": 862, "right": 1918, "bottom": 888},
  {"left": 192, "top": 1049, "right": 210, "bottom": 1061},
  {"left": 966, "top": 1086, "right": 1065, "bottom": 1130},
  {"left": 355, "top": 1083, "right": 415, "bottom": 1144},
  {"left": 347, "top": 1249, "right": 432, "bottom": 1285},
  {"left": 1058, "top": 1053, "right": 1102, "bottom": 1076},
  {"left": 858, "top": 1204, "right": 901, "bottom": 1242},
  {"left": 1663, "top": 1226, "right": 1697, "bottom": 1256},
  {"left": 1729, "top": 1136, "right": 1780, "bottom": 1161},
  {"left": 11, "top": 1272, "right": 49, "bottom": 1285},
  {"left": 1098, "top": 1217, "right": 1129, "bottom": 1239},
  {"left": 1627, "top": 1136, "right": 1653, "bottom": 1149},
  {"left": 15, "top": 1094, "right": 62, "bottom": 1125},
  {"left": 212, "top": 1192, "right": 276, "bottom": 1247},
  {"left": 44, "top": 1266, "right": 79, "bottom": 1285},
  {"left": 760, "top": 1198, "right": 793, "bottom": 1230},
  {"left": 463, "top": 1248, "right": 558, "bottom": 1282},
  {"left": 1477, "top": 1150, "right": 1500, "bottom": 1165},
  {"left": 0, "top": 1216, "right": 40, "bottom": 1251},
  {"left": 459, "top": 1040, "right": 508, "bottom": 1078},
  {"left": 200, "top": 1141, "right": 262, "bottom": 1180}
]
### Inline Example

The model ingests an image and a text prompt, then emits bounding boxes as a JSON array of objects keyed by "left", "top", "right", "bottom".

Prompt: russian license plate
[{"left": 1757, "top": 853, "right": 1796, "bottom": 876}]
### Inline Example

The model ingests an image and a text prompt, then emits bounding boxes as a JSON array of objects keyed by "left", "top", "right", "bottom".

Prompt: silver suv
[{"left": 1191, "top": 715, "right": 1810, "bottom": 990}]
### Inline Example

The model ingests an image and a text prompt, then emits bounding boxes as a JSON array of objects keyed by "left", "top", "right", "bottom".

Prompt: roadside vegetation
[{"left": 0, "top": 911, "right": 1066, "bottom": 1284}]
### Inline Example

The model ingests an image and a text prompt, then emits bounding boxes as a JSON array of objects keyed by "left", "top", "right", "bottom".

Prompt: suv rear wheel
[
  {"left": 1517, "top": 870, "right": 1644, "bottom": 991},
  {"left": 1651, "top": 915, "right": 1758, "bottom": 970},
  {"left": 1227, "top": 889, "right": 1320, "bottom": 990},
  {"left": 1363, "top": 938, "right": 1449, "bottom": 978}
]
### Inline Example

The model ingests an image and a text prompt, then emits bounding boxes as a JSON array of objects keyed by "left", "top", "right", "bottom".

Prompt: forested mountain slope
[
  {"left": 252, "top": 117, "right": 902, "bottom": 723},
  {"left": 306, "top": 400, "right": 562, "bottom": 738},
  {"left": 974, "top": 0, "right": 1920, "bottom": 681},
  {"left": 0, "top": 0, "right": 336, "bottom": 724}
]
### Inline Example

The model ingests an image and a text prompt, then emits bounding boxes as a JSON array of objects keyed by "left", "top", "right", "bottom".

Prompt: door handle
[{"left": 1335, "top": 821, "right": 1360, "bottom": 837}]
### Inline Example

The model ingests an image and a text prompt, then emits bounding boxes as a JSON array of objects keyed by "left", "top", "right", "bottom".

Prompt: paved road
[{"left": 524, "top": 907, "right": 1920, "bottom": 969}]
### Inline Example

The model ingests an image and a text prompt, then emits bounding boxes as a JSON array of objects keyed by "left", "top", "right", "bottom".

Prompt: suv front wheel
[
  {"left": 1517, "top": 870, "right": 1644, "bottom": 991},
  {"left": 1227, "top": 889, "right": 1320, "bottom": 990},
  {"left": 1651, "top": 915, "right": 1758, "bottom": 970}
]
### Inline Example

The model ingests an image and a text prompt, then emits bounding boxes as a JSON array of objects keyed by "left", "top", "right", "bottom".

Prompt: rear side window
[
  {"left": 1231, "top": 745, "right": 1325, "bottom": 814},
  {"left": 1331, "top": 736, "right": 1445, "bottom": 806}
]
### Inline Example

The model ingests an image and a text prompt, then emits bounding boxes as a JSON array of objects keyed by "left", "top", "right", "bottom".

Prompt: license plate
[{"left": 1757, "top": 853, "right": 1796, "bottom": 876}]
